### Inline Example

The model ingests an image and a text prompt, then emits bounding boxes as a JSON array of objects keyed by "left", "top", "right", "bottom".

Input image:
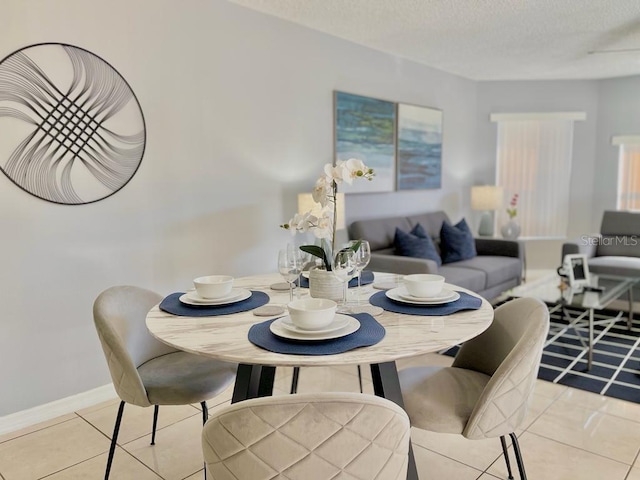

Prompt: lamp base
[{"left": 478, "top": 211, "right": 494, "bottom": 237}]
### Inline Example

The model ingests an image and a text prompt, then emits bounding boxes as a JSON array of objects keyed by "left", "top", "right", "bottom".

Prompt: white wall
[{"left": 1, "top": 0, "right": 479, "bottom": 415}]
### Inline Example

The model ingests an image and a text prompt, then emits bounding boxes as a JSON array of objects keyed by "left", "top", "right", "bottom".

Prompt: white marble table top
[{"left": 145, "top": 272, "right": 494, "bottom": 367}]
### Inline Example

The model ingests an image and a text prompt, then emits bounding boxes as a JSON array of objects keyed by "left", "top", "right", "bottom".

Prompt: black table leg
[
  {"left": 371, "top": 362, "right": 419, "bottom": 480},
  {"left": 231, "top": 364, "right": 276, "bottom": 403}
]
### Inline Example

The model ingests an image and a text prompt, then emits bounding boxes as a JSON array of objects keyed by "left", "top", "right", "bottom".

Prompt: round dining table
[{"left": 146, "top": 271, "right": 493, "bottom": 480}]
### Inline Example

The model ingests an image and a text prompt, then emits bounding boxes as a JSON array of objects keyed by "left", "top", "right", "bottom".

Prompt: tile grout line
[
  {"left": 0, "top": 415, "right": 79, "bottom": 446},
  {"left": 524, "top": 430, "right": 635, "bottom": 466},
  {"left": 410, "top": 441, "right": 489, "bottom": 477}
]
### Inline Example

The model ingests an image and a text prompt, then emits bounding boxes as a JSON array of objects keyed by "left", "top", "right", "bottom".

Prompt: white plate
[
  {"left": 386, "top": 287, "right": 460, "bottom": 305},
  {"left": 278, "top": 314, "right": 351, "bottom": 335},
  {"left": 398, "top": 287, "right": 458, "bottom": 302},
  {"left": 179, "top": 288, "right": 251, "bottom": 306},
  {"left": 270, "top": 315, "right": 360, "bottom": 341}
]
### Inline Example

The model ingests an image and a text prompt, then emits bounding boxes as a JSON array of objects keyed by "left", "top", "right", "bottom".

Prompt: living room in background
[
  {"left": 614, "top": 135, "right": 640, "bottom": 211},
  {"left": 491, "top": 112, "right": 586, "bottom": 238},
  {"left": 334, "top": 91, "right": 396, "bottom": 194},
  {"left": 396, "top": 103, "right": 443, "bottom": 191}
]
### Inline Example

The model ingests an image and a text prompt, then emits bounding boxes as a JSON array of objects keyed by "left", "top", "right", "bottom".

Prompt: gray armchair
[
  {"left": 94, "top": 285, "right": 237, "bottom": 479},
  {"left": 562, "top": 210, "right": 640, "bottom": 277},
  {"left": 399, "top": 297, "right": 549, "bottom": 479}
]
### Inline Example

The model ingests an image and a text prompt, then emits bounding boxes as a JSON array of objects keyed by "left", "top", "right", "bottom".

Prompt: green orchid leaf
[{"left": 299, "top": 245, "right": 331, "bottom": 271}]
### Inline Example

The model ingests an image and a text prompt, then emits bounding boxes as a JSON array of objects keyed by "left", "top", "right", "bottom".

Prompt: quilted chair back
[
  {"left": 202, "top": 392, "right": 411, "bottom": 480},
  {"left": 93, "top": 285, "right": 177, "bottom": 407},
  {"left": 453, "top": 297, "right": 549, "bottom": 440}
]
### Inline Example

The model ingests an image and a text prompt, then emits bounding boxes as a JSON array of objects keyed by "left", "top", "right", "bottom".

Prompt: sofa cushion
[
  {"left": 438, "top": 266, "right": 487, "bottom": 292},
  {"left": 394, "top": 226, "right": 442, "bottom": 265},
  {"left": 408, "top": 211, "right": 451, "bottom": 238},
  {"left": 440, "top": 219, "right": 477, "bottom": 264},
  {"left": 587, "top": 256, "right": 640, "bottom": 277},
  {"left": 349, "top": 216, "right": 412, "bottom": 251},
  {"left": 446, "top": 256, "right": 522, "bottom": 289}
]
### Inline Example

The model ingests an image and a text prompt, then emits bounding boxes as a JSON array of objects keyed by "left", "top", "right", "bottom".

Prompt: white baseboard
[{"left": 0, "top": 384, "right": 117, "bottom": 435}]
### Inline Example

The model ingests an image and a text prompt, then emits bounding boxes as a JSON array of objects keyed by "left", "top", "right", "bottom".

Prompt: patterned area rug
[{"left": 444, "top": 304, "right": 640, "bottom": 403}]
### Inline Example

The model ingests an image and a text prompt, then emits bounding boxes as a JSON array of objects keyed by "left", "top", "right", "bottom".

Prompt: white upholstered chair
[
  {"left": 94, "top": 285, "right": 237, "bottom": 479},
  {"left": 399, "top": 297, "right": 549, "bottom": 480},
  {"left": 202, "top": 392, "right": 411, "bottom": 480}
]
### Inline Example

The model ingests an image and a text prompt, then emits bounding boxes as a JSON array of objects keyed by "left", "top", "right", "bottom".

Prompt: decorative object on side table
[
  {"left": 501, "top": 193, "right": 521, "bottom": 240},
  {"left": 471, "top": 185, "right": 503, "bottom": 236},
  {"left": 281, "top": 159, "right": 374, "bottom": 300}
]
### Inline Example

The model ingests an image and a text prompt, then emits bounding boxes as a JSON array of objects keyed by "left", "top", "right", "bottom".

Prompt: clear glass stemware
[
  {"left": 349, "top": 240, "right": 371, "bottom": 305},
  {"left": 278, "top": 245, "right": 302, "bottom": 302},
  {"left": 332, "top": 248, "right": 356, "bottom": 313}
]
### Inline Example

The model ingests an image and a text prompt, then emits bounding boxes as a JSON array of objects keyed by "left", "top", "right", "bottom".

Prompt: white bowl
[
  {"left": 404, "top": 274, "right": 445, "bottom": 298},
  {"left": 287, "top": 298, "right": 337, "bottom": 331},
  {"left": 193, "top": 275, "right": 234, "bottom": 299}
]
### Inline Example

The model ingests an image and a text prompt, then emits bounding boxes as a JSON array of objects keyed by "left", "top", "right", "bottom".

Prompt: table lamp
[{"left": 471, "top": 185, "right": 503, "bottom": 236}]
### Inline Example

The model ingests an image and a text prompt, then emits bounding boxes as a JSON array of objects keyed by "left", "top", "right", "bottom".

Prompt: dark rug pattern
[{"left": 444, "top": 305, "right": 640, "bottom": 403}]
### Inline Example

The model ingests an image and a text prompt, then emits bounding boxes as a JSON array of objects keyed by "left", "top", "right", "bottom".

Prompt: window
[
  {"left": 614, "top": 136, "right": 640, "bottom": 211},
  {"left": 490, "top": 112, "right": 585, "bottom": 238}
]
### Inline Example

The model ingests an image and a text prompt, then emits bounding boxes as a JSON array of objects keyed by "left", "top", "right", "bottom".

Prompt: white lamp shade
[
  {"left": 471, "top": 186, "right": 503, "bottom": 211},
  {"left": 297, "top": 192, "right": 346, "bottom": 230}
]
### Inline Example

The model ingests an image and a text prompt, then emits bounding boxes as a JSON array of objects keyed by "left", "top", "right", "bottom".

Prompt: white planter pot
[{"left": 308, "top": 268, "right": 344, "bottom": 301}]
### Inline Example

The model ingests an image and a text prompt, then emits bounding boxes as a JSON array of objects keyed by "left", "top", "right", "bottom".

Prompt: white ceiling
[{"left": 228, "top": 0, "right": 640, "bottom": 81}]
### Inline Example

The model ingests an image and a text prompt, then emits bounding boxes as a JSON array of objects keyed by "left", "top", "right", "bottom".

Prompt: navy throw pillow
[
  {"left": 394, "top": 226, "right": 442, "bottom": 266},
  {"left": 440, "top": 218, "right": 477, "bottom": 263}
]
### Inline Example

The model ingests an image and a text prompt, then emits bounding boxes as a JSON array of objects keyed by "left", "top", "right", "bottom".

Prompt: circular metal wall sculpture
[{"left": 0, "top": 43, "right": 146, "bottom": 204}]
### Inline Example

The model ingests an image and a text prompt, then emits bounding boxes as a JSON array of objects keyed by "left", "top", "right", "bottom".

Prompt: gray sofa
[
  {"left": 562, "top": 210, "right": 640, "bottom": 277},
  {"left": 348, "top": 211, "right": 524, "bottom": 301}
]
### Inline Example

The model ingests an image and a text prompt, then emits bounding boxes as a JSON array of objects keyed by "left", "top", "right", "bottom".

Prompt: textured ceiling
[{"left": 228, "top": 0, "right": 640, "bottom": 80}]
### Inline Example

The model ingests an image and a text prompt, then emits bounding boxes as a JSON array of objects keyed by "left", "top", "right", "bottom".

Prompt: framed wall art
[
  {"left": 396, "top": 103, "right": 443, "bottom": 190},
  {"left": 0, "top": 43, "right": 146, "bottom": 205},
  {"left": 334, "top": 91, "right": 396, "bottom": 193}
]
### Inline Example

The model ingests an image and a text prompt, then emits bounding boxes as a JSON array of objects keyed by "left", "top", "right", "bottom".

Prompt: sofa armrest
[
  {"left": 475, "top": 238, "right": 522, "bottom": 259},
  {"left": 561, "top": 235, "right": 599, "bottom": 261},
  {"left": 369, "top": 252, "right": 440, "bottom": 275}
]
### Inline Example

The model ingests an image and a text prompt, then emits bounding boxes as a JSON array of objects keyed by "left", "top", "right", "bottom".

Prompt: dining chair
[
  {"left": 93, "top": 285, "right": 237, "bottom": 480},
  {"left": 398, "top": 297, "right": 549, "bottom": 480},
  {"left": 202, "top": 392, "right": 411, "bottom": 479},
  {"left": 290, "top": 365, "right": 364, "bottom": 393}
]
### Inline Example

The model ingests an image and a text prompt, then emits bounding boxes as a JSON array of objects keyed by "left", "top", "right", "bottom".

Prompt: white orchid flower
[
  {"left": 311, "top": 212, "right": 333, "bottom": 239},
  {"left": 279, "top": 157, "right": 374, "bottom": 270},
  {"left": 312, "top": 176, "right": 331, "bottom": 207}
]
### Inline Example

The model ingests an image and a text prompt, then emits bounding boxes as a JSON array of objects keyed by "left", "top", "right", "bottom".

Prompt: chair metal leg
[
  {"left": 290, "top": 366, "right": 300, "bottom": 394},
  {"left": 500, "top": 435, "right": 514, "bottom": 480},
  {"left": 150, "top": 405, "right": 159, "bottom": 445},
  {"left": 105, "top": 401, "right": 125, "bottom": 480},
  {"left": 357, "top": 365, "right": 363, "bottom": 393},
  {"left": 201, "top": 401, "right": 209, "bottom": 480},
  {"left": 510, "top": 432, "right": 528, "bottom": 480},
  {"left": 201, "top": 401, "right": 208, "bottom": 425}
]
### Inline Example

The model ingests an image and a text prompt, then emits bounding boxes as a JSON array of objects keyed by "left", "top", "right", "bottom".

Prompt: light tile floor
[{"left": 1, "top": 359, "right": 640, "bottom": 480}]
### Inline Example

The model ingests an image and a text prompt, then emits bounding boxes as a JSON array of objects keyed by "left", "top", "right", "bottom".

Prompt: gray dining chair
[
  {"left": 399, "top": 297, "right": 549, "bottom": 480},
  {"left": 202, "top": 392, "right": 411, "bottom": 480},
  {"left": 94, "top": 285, "right": 237, "bottom": 480}
]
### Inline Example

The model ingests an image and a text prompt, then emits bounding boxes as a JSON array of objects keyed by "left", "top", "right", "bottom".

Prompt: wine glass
[
  {"left": 278, "top": 245, "right": 302, "bottom": 302},
  {"left": 349, "top": 240, "right": 371, "bottom": 305},
  {"left": 332, "top": 248, "right": 356, "bottom": 312}
]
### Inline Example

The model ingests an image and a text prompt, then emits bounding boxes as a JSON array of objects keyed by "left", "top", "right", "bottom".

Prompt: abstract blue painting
[
  {"left": 334, "top": 91, "right": 396, "bottom": 193},
  {"left": 396, "top": 103, "right": 443, "bottom": 190}
]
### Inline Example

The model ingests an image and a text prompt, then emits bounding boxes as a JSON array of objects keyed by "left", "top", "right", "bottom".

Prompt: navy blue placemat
[
  {"left": 369, "top": 290, "right": 482, "bottom": 316},
  {"left": 248, "top": 313, "right": 385, "bottom": 355},
  {"left": 159, "top": 291, "right": 269, "bottom": 317},
  {"left": 298, "top": 270, "right": 375, "bottom": 289}
]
